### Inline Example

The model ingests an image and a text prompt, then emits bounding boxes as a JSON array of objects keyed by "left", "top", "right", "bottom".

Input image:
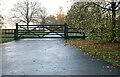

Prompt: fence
[
  {"left": 1, "top": 29, "right": 16, "bottom": 39},
  {"left": 1, "top": 23, "right": 87, "bottom": 40}
]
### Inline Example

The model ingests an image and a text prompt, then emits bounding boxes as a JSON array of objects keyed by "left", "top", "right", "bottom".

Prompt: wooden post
[
  {"left": 14, "top": 29, "right": 16, "bottom": 40},
  {"left": 14, "top": 23, "right": 18, "bottom": 40},
  {"left": 27, "top": 23, "right": 29, "bottom": 30},
  {"left": 64, "top": 23, "right": 68, "bottom": 39},
  {"left": 83, "top": 32, "right": 85, "bottom": 40}
]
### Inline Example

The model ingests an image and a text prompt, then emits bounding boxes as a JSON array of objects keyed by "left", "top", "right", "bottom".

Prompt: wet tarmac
[{"left": 2, "top": 38, "right": 120, "bottom": 75}]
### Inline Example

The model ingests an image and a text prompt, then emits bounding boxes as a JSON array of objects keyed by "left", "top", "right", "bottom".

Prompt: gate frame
[{"left": 14, "top": 23, "right": 68, "bottom": 40}]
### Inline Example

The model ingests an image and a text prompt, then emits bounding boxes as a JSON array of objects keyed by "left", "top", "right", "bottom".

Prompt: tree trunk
[
  {"left": 26, "top": 0, "right": 29, "bottom": 30},
  {"left": 27, "top": 19, "right": 29, "bottom": 30},
  {"left": 111, "top": 2, "right": 116, "bottom": 42}
]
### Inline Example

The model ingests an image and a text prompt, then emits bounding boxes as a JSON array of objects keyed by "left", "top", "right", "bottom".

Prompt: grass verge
[
  {"left": 67, "top": 39, "right": 120, "bottom": 69},
  {"left": 0, "top": 38, "right": 14, "bottom": 43}
]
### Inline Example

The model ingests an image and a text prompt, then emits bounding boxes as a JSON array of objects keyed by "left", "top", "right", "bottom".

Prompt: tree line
[
  {"left": 0, "top": 0, "right": 4, "bottom": 29},
  {"left": 66, "top": 1, "right": 120, "bottom": 42}
]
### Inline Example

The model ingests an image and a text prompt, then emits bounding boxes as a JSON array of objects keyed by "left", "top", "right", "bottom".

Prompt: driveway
[{"left": 2, "top": 38, "right": 119, "bottom": 75}]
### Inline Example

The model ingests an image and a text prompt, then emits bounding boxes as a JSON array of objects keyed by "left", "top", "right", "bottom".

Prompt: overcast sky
[
  {"left": 1, "top": 0, "right": 71, "bottom": 16},
  {"left": 0, "top": 0, "right": 72, "bottom": 28}
]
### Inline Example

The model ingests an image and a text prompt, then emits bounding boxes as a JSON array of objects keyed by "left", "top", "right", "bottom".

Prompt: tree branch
[
  {"left": 115, "top": 1, "right": 120, "bottom": 9},
  {"left": 93, "top": 2, "right": 111, "bottom": 11}
]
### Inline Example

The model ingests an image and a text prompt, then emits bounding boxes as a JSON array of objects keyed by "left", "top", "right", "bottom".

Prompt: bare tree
[
  {"left": 55, "top": 7, "right": 66, "bottom": 24},
  {"left": 46, "top": 15, "right": 56, "bottom": 25},
  {"left": 36, "top": 8, "right": 47, "bottom": 24},
  {"left": 35, "top": 7, "right": 48, "bottom": 30},
  {"left": 0, "top": 0, "right": 4, "bottom": 29},
  {"left": 0, "top": 15, "right": 4, "bottom": 29},
  {"left": 11, "top": 0, "right": 42, "bottom": 30}
]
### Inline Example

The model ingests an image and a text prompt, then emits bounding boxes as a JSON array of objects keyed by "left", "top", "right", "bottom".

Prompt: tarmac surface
[{"left": 2, "top": 38, "right": 120, "bottom": 75}]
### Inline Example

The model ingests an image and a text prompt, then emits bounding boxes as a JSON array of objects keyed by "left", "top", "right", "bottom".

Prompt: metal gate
[{"left": 14, "top": 23, "right": 68, "bottom": 40}]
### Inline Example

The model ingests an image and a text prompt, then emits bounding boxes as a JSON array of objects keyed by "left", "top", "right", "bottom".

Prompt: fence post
[
  {"left": 14, "top": 23, "right": 18, "bottom": 40},
  {"left": 64, "top": 23, "right": 68, "bottom": 39},
  {"left": 83, "top": 32, "right": 85, "bottom": 40},
  {"left": 27, "top": 22, "right": 29, "bottom": 30},
  {"left": 14, "top": 29, "right": 16, "bottom": 40}
]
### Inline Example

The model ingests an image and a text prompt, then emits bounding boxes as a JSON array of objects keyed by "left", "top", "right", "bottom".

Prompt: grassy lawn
[
  {"left": 0, "top": 38, "right": 14, "bottom": 43},
  {"left": 68, "top": 33, "right": 83, "bottom": 36},
  {"left": 0, "top": 33, "right": 14, "bottom": 43},
  {"left": 67, "top": 39, "right": 120, "bottom": 69}
]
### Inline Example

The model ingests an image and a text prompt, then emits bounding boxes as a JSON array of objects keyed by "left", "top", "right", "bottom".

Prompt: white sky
[
  {"left": 0, "top": 0, "right": 72, "bottom": 28},
  {"left": 0, "top": 0, "right": 71, "bottom": 16}
]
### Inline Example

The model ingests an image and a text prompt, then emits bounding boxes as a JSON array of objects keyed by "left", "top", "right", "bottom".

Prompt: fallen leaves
[{"left": 67, "top": 39, "right": 120, "bottom": 69}]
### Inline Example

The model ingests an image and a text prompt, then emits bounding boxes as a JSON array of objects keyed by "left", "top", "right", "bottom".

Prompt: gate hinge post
[{"left": 14, "top": 23, "right": 18, "bottom": 40}]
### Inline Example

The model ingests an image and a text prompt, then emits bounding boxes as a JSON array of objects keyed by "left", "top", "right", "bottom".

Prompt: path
[{"left": 2, "top": 38, "right": 119, "bottom": 75}]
